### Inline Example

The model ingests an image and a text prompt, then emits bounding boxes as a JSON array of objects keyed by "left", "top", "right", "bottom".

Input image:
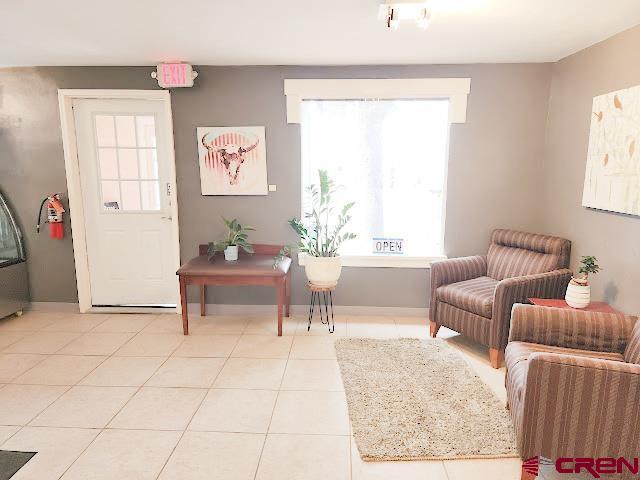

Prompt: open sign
[{"left": 372, "top": 238, "right": 404, "bottom": 255}]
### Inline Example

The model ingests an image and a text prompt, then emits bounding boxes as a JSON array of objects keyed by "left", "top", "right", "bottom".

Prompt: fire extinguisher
[{"left": 36, "top": 194, "right": 65, "bottom": 239}]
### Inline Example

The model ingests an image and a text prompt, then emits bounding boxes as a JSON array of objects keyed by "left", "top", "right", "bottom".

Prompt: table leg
[
  {"left": 285, "top": 270, "right": 292, "bottom": 317},
  {"left": 180, "top": 277, "right": 189, "bottom": 335},
  {"left": 200, "top": 285, "right": 206, "bottom": 316},
  {"left": 277, "top": 278, "right": 285, "bottom": 336}
]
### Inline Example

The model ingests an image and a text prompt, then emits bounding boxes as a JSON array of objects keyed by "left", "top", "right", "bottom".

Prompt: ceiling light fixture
[{"left": 379, "top": 0, "right": 433, "bottom": 30}]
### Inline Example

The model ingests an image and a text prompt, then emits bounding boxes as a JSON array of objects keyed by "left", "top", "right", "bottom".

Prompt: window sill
[{"left": 297, "top": 253, "right": 446, "bottom": 269}]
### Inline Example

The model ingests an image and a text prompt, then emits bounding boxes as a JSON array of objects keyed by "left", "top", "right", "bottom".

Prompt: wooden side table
[
  {"left": 307, "top": 282, "right": 335, "bottom": 333},
  {"left": 176, "top": 244, "right": 292, "bottom": 336},
  {"left": 528, "top": 298, "right": 621, "bottom": 314}
]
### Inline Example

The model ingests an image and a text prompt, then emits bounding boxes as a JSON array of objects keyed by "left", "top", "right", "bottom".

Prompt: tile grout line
[
  {"left": 55, "top": 317, "right": 183, "bottom": 480},
  {"left": 1, "top": 383, "right": 74, "bottom": 454},
  {"left": 0, "top": 313, "right": 76, "bottom": 454},
  {"left": 153, "top": 332, "right": 243, "bottom": 480},
  {"left": 251, "top": 321, "right": 297, "bottom": 480},
  {"left": 2, "top": 353, "right": 52, "bottom": 384}
]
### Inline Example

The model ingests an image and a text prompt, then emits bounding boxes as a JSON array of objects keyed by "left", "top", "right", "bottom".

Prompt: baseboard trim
[
  {"left": 29, "top": 302, "right": 81, "bottom": 313},
  {"left": 28, "top": 302, "right": 428, "bottom": 317},
  {"left": 189, "top": 304, "right": 428, "bottom": 317}
]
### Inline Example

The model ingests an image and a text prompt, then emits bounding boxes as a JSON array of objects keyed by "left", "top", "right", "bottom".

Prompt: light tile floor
[{"left": 0, "top": 311, "right": 522, "bottom": 480}]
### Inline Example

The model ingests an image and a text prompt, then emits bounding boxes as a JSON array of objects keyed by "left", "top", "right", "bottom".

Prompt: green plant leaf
[{"left": 287, "top": 170, "right": 356, "bottom": 257}]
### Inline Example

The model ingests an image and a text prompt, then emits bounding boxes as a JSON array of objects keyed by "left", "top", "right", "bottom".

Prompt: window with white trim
[{"left": 300, "top": 98, "right": 450, "bottom": 259}]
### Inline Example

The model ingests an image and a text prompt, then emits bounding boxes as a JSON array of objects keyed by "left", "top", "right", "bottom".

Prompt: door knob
[{"left": 161, "top": 215, "right": 172, "bottom": 220}]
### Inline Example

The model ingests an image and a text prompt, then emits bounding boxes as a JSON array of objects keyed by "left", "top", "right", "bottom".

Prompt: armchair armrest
[
  {"left": 509, "top": 303, "right": 633, "bottom": 353},
  {"left": 518, "top": 352, "right": 640, "bottom": 459},
  {"left": 490, "top": 269, "right": 572, "bottom": 350},
  {"left": 430, "top": 255, "right": 487, "bottom": 319}
]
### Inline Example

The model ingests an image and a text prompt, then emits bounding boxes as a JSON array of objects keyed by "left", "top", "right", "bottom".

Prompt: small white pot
[
  {"left": 224, "top": 245, "right": 239, "bottom": 261},
  {"left": 304, "top": 255, "right": 342, "bottom": 287},
  {"left": 565, "top": 279, "right": 591, "bottom": 309}
]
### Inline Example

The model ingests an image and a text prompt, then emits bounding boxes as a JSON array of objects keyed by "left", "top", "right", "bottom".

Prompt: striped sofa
[
  {"left": 430, "top": 229, "right": 572, "bottom": 367},
  {"left": 506, "top": 304, "right": 640, "bottom": 465}
]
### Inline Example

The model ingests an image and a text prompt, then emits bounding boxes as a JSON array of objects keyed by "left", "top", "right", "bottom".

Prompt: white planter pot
[
  {"left": 304, "top": 256, "right": 342, "bottom": 287},
  {"left": 224, "top": 245, "right": 239, "bottom": 261},
  {"left": 565, "top": 280, "right": 591, "bottom": 309}
]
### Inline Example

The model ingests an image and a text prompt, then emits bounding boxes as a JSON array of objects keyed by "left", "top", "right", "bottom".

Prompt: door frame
[{"left": 58, "top": 89, "right": 181, "bottom": 313}]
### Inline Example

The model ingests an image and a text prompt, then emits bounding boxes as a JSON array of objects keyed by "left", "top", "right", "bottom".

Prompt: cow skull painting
[{"left": 197, "top": 126, "right": 268, "bottom": 195}]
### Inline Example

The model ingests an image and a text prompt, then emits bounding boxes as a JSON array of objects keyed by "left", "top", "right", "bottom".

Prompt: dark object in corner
[{"left": 0, "top": 450, "right": 36, "bottom": 480}]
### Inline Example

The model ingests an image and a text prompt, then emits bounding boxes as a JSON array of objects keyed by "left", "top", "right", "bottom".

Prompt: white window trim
[
  {"left": 287, "top": 78, "right": 469, "bottom": 269},
  {"left": 284, "top": 78, "right": 471, "bottom": 124}
]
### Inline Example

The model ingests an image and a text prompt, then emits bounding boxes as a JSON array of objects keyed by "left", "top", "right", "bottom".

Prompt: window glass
[{"left": 301, "top": 99, "right": 449, "bottom": 257}]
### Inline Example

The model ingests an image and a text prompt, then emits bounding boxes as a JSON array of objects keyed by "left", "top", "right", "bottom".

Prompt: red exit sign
[{"left": 152, "top": 63, "right": 197, "bottom": 88}]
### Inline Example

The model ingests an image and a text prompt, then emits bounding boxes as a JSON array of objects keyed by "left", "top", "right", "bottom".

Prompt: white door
[{"left": 73, "top": 99, "right": 178, "bottom": 306}]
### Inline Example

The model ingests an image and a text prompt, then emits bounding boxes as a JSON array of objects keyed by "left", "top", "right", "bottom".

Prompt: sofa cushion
[
  {"left": 505, "top": 341, "right": 625, "bottom": 401},
  {"left": 436, "top": 276, "right": 498, "bottom": 318},
  {"left": 487, "top": 229, "right": 571, "bottom": 280},
  {"left": 487, "top": 245, "right": 560, "bottom": 280}
]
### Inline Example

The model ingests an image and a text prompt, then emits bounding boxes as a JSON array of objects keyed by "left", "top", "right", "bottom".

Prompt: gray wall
[
  {"left": 542, "top": 25, "right": 640, "bottom": 314},
  {"left": 0, "top": 64, "right": 552, "bottom": 307}
]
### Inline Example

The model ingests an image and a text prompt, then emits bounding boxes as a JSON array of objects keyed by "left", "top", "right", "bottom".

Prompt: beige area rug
[{"left": 335, "top": 338, "right": 518, "bottom": 461}]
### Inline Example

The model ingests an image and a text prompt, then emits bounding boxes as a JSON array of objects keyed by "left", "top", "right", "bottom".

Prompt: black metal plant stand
[{"left": 307, "top": 282, "right": 335, "bottom": 333}]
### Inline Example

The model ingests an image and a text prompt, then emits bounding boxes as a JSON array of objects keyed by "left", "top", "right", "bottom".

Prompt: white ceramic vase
[
  {"left": 565, "top": 278, "right": 591, "bottom": 309},
  {"left": 224, "top": 245, "right": 239, "bottom": 261},
  {"left": 304, "top": 255, "right": 342, "bottom": 287}
]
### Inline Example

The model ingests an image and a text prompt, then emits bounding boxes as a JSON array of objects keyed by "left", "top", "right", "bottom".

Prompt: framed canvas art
[
  {"left": 582, "top": 85, "right": 640, "bottom": 215},
  {"left": 197, "top": 126, "right": 268, "bottom": 195}
]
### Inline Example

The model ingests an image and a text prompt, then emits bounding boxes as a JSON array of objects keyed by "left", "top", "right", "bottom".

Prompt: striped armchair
[
  {"left": 506, "top": 304, "right": 640, "bottom": 465},
  {"left": 430, "top": 229, "right": 572, "bottom": 367}
]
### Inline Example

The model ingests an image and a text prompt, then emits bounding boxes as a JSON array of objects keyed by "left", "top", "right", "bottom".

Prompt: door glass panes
[
  {"left": 95, "top": 115, "right": 116, "bottom": 147},
  {"left": 115, "top": 116, "right": 136, "bottom": 147},
  {"left": 141, "top": 181, "right": 161, "bottom": 210},
  {"left": 118, "top": 149, "right": 139, "bottom": 179},
  {"left": 94, "top": 114, "right": 161, "bottom": 212},
  {"left": 138, "top": 150, "right": 159, "bottom": 179},
  {"left": 101, "top": 181, "right": 120, "bottom": 210},
  {"left": 98, "top": 148, "right": 118, "bottom": 179},
  {"left": 120, "top": 181, "right": 141, "bottom": 210},
  {"left": 136, "top": 116, "right": 157, "bottom": 147}
]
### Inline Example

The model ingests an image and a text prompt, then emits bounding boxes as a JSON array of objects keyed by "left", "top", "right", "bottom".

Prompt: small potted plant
[
  {"left": 565, "top": 255, "right": 601, "bottom": 308},
  {"left": 285, "top": 170, "right": 356, "bottom": 287},
  {"left": 208, "top": 217, "right": 255, "bottom": 261}
]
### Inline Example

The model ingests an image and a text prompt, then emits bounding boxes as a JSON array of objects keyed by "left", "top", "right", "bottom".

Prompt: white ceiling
[{"left": 2, "top": 0, "right": 640, "bottom": 66}]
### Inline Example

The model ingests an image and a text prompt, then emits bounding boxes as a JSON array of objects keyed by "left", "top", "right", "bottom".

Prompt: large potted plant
[
  {"left": 287, "top": 170, "right": 356, "bottom": 287},
  {"left": 565, "top": 255, "right": 600, "bottom": 308},
  {"left": 208, "top": 217, "right": 255, "bottom": 261}
]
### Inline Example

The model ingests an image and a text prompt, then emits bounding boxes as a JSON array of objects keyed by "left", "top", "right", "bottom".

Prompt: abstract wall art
[
  {"left": 582, "top": 84, "right": 640, "bottom": 215},
  {"left": 197, "top": 126, "right": 268, "bottom": 195}
]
